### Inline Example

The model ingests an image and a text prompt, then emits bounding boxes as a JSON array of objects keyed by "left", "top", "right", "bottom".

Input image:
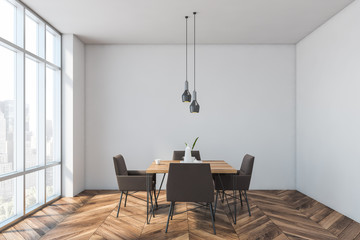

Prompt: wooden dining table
[{"left": 145, "top": 160, "right": 237, "bottom": 224}]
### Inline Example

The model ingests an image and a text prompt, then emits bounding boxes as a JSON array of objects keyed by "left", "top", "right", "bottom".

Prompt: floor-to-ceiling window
[{"left": 0, "top": 0, "right": 61, "bottom": 230}]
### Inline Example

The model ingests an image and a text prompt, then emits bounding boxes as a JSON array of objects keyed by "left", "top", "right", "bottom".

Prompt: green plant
[{"left": 185, "top": 137, "right": 199, "bottom": 150}]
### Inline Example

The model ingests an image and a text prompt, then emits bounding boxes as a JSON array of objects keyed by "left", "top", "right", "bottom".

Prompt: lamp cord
[
  {"left": 186, "top": 16, "right": 188, "bottom": 82},
  {"left": 193, "top": 12, "right": 196, "bottom": 91}
]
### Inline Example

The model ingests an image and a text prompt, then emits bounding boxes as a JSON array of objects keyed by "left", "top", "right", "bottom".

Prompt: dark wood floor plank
[
  {"left": 40, "top": 205, "right": 69, "bottom": 223},
  {"left": 355, "top": 232, "right": 360, "bottom": 240},
  {"left": 270, "top": 215, "right": 337, "bottom": 240},
  {"left": 88, "top": 233, "right": 106, "bottom": 240},
  {"left": 41, "top": 193, "right": 118, "bottom": 240},
  {"left": 310, "top": 204, "right": 334, "bottom": 223},
  {"left": 249, "top": 190, "right": 339, "bottom": 240},
  {"left": 326, "top": 214, "right": 353, "bottom": 236},
  {"left": 95, "top": 215, "right": 143, "bottom": 239},
  {"left": 244, "top": 220, "right": 283, "bottom": 240},
  {"left": 30, "top": 210, "right": 58, "bottom": 230},
  {"left": 273, "top": 233, "right": 289, "bottom": 240},
  {"left": 338, "top": 221, "right": 360, "bottom": 240},
  {"left": 1, "top": 226, "right": 25, "bottom": 240},
  {"left": 1, "top": 190, "right": 359, "bottom": 240},
  {"left": 319, "top": 210, "right": 344, "bottom": 229},
  {"left": 22, "top": 217, "right": 50, "bottom": 237},
  {"left": 12, "top": 220, "right": 40, "bottom": 240}
]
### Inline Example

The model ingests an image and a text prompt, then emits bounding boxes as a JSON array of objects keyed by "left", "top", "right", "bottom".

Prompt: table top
[{"left": 146, "top": 160, "right": 237, "bottom": 174}]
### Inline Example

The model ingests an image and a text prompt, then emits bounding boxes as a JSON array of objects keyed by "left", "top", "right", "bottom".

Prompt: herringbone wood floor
[{"left": 1, "top": 190, "right": 360, "bottom": 239}]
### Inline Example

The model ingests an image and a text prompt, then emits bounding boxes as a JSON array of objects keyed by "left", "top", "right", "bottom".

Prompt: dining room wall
[
  {"left": 296, "top": 0, "right": 360, "bottom": 222},
  {"left": 62, "top": 34, "right": 86, "bottom": 197},
  {"left": 84, "top": 44, "right": 296, "bottom": 190}
]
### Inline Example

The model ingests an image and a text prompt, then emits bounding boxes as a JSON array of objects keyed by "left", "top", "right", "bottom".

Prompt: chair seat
[
  {"left": 116, "top": 174, "right": 155, "bottom": 191},
  {"left": 214, "top": 174, "right": 251, "bottom": 191}
]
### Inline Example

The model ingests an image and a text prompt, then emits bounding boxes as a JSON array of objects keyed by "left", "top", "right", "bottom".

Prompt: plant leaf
[{"left": 192, "top": 137, "right": 199, "bottom": 150}]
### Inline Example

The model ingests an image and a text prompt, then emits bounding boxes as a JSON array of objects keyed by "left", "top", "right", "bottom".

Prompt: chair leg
[
  {"left": 239, "top": 190, "right": 243, "bottom": 206},
  {"left": 124, "top": 191, "right": 128, "bottom": 207},
  {"left": 171, "top": 202, "right": 175, "bottom": 220},
  {"left": 214, "top": 190, "right": 219, "bottom": 215},
  {"left": 165, "top": 202, "right": 173, "bottom": 233},
  {"left": 209, "top": 203, "right": 216, "bottom": 235},
  {"left": 116, "top": 191, "right": 124, "bottom": 218},
  {"left": 244, "top": 190, "right": 251, "bottom": 216},
  {"left": 233, "top": 188, "right": 236, "bottom": 224},
  {"left": 221, "top": 190, "right": 225, "bottom": 203},
  {"left": 153, "top": 188, "right": 158, "bottom": 208}
]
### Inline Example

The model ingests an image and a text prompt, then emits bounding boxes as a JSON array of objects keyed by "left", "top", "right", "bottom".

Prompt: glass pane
[
  {"left": 25, "top": 171, "right": 39, "bottom": 210},
  {"left": 0, "top": 0, "right": 16, "bottom": 43},
  {"left": 46, "top": 29, "right": 60, "bottom": 65},
  {"left": 46, "top": 165, "right": 60, "bottom": 201},
  {"left": 0, "top": 45, "right": 16, "bottom": 175},
  {"left": 46, "top": 68, "right": 54, "bottom": 163},
  {"left": 46, "top": 67, "right": 60, "bottom": 163},
  {"left": 25, "top": 57, "right": 39, "bottom": 169},
  {"left": 0, "top": 178, "right": 16, "bottom": 224},
  {"left": 25, "top": 14, "right": 39, "bottom": 55}
]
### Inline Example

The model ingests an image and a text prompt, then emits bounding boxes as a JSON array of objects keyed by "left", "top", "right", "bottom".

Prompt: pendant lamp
[
  {"left": 190, "top": 12, "right": 200, "bottom": 113},
  {"left": 182, "top": 16, "right": 191, "bottom": 102}
]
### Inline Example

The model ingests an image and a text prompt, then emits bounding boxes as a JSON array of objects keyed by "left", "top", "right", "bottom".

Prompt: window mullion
[
  {"left": 21, "top": 3, "right": 25, "bottom": 217},
  {"left": 0, "top": 162, "right": 61, "bottom": 182},
  {"left": 44, "top": 23, "right": 47, "bottom": 203}
]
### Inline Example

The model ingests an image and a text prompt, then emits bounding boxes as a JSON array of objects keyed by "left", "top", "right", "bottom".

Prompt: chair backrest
[
  {"left": 172, "top": 151, "right": 201, "bottom": 160},
  {"left": 239, "top": 154, "right": 255, "bottom": 176},
  {"left": 166, "top": 163, "right": 214, "bottom": 203},
  {"left": 113, "top": 154, "right": 128, "bottom": 176}
]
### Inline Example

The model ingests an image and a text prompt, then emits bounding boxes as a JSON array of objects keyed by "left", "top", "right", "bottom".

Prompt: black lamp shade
[
  {"left": 182, "top": 90, "right": 191, "bottom": 102},
  {"left": 190, "top": 91, "right": 199, "bottom": 113},
  {"left": 190, "top": 100, "right": 200, "bottom": 113}
]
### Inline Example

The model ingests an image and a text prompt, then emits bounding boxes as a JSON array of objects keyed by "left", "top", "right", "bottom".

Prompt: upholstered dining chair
[
  {"left": 214, "top": 154, "right": 255, "bottom": 219},
  {"left": 113, "top": 154, "right": 156, "bottom": 217},
  {"left": 165, "top": 163, "right": 216, "bottom": 234},
  {"left": 172, "top": 151, "right": 201, "bottom": 160}
]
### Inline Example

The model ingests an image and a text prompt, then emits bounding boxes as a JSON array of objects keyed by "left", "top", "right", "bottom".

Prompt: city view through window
[{"left": 0, "top": 0, "right": 61, "bottom": 229}]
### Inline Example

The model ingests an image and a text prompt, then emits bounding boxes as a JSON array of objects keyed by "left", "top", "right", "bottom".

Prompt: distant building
[{"left": 0, "top": 101, "right": 14, "bottom": 174}]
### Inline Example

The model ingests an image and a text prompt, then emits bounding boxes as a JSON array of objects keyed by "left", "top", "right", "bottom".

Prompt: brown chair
[
  {"left": 165, "top": 163, "right": 216, "bottom": 234},
  {"left": 214, "top": 154, "right": 255, "bottom": 220},
  {"left": 172, "top": 151, "right": 201, "bottom": 160},
  {"left": 113, "top": 154, "right": 156, "bottom": 217}
]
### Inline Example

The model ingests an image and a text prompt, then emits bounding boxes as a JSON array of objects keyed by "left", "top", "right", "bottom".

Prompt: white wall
[
  {"left": 85, "top": 44, "right": 296, "bottom": 190},
  {"left": 296, "top": 0, "right": 360, "bottom": 222},
  {"left": 73, "top": 36, "right": 86, "bottom": 195},
  {"left": 62, "top": 34, "right": 85, "bottom": 197},
  {"left": 62, "top": 35, "right": 74, "bottom": 197}
]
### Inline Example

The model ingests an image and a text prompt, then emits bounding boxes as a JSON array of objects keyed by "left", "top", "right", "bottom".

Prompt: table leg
[
  {"left": 150, "top": 190, "right": 155, "bottom": 217},
  {"left": 155, "top": 173, "right": 166, "bottom": 209},
  {"left": 214, "top": 190, "right": 219, "bottom": 214},
  {"left": 217, "top": 173, "right": 235, "bottom": 223},
  {"left": 233, "top": 174, "right": 236, "bottom": 224},
  {"left": 146, "top": 173, "right": 149, "bottom": 224}
]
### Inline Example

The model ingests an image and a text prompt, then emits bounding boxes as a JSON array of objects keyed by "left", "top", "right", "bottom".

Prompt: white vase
[{"left": 184, "top": 145, "right": 192, "bottom": 162}]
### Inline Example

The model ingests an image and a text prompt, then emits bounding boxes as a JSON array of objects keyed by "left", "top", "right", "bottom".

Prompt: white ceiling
[{"left": 22, "top": 0, "right": 354, "bottom": 44}]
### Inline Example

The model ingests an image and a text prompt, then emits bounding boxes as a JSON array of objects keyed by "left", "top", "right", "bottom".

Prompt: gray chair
[
  {"left": 214, "top": 154, "right": 255, "bottom": 219},
  {"left": 113, "top": 154, "right": 156, "bottom": 217},
  {"left": 172, "top": 151, "right": 201, "bottom": 160},
  {"left": 165, "top": 163, "right": 216, "bottom": 234}
]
